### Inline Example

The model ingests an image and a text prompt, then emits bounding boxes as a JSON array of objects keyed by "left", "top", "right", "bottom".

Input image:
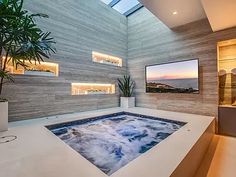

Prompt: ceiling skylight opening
[
  {"left": 100, "top": 0, "right": 143, "bottom": 17},
  {"left": 113, "top": 0, "right": 139, "bottom": 14},
  {"left": 100, "top": 0, "right": 113, "bottom": 5}
]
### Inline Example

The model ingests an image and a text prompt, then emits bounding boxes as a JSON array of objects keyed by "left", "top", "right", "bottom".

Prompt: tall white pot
[
  {"left": 0, "top": 101, "right": 8, "bottom": 132},
  {"left": 120, "top": 97, "right": 135, "bottom": 108}
]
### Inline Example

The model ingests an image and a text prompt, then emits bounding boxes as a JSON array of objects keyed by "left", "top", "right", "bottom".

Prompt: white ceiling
[
  {"left": 201, "top": 0, "right": 236, "bottom": 32},
  {"left": 139, "top": 0, "right": 207, "bottom": 28},
  {"left": 139, "top": 0, "right": 236, "bottom": 32}
]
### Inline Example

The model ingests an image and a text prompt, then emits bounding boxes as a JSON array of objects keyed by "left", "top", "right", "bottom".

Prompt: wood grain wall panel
[
  {"left": 3, "top": 0, "right": 127, "bottom": 121},
  {"left": 127, "top": 8, "right": 236, "bottom": 117},
  {"left": 4, "top": 2, "right": 236, "bottom": 121}
]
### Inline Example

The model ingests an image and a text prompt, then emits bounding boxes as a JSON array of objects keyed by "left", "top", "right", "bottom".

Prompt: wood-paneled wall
[
  {"left": 3, "top": 0, "right": 128, "bottom": 121},
  {"left": 4, "top": 2, "right": 236, "bottom": 121},
  {"left": 127, "top": 8, "right": 236, "bottom": 117}
]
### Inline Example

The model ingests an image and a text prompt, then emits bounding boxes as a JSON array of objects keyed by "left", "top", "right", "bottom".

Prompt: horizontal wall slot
[
  {"left": 3, "top": 57, "right": 59, "bottom": 77},
  {"left": 72, "top": 83, "right": 115, "bottom": 95},
  {"left": 92, "top": 51, "right": 122, "bottom": 67}
]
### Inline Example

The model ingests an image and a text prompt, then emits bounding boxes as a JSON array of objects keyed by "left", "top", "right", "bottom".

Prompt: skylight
[
  {"left": 100, "top": 0, "right": 143, "bottom": 16},
  {"left": 100, "top": 0, "right": 113, "bottom": 5}
]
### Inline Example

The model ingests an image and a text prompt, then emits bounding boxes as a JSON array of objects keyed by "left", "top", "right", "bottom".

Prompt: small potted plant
[
  {"left": 0, "top": 0, "right": 55, "bottom": 132},
  {"left": 118, "top": 75, "right": 135, "bottom": 108}
]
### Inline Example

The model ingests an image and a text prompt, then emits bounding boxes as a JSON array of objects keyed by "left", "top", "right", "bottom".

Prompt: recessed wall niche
[
  {"left": 71, "top": 83, "right": 115, "bottom": 95},
  {"left": 3, "top": 57, "right": 59, "bottom": 77},
  {"left": 218, "top": 39, "right": 236, "bottom": 106},
  {"left": 92, "top": 51, "right": 122, "bottom": 67}
]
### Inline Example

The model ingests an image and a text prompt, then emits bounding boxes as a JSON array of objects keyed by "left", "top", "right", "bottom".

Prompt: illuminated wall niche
[
  {"left": 2, "top": 57, "right": 59, "bottom": 77},
  {"left": 218, "top": 39, "right": 236, "bottom": 106},
  {"left": 92, "top": 51, "right": 122, "bottom": 67},
  {"left": 72, "top": 83, "right": 115, "bottom": 95}
]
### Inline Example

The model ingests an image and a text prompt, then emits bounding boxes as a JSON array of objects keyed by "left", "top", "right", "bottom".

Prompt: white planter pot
[
  {"left": 120, "top": 97, "right": 135, "bottom": 108},
  {"left": 0, "top": 101, "right": 8, "bottom": 132}
]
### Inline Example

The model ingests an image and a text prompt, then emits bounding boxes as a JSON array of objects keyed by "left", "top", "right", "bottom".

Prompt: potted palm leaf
[
  {"left": 0, "top": 0, "right": 56, "bottom": 131},
  {"left": 118, "top": 75, "right": 135, "bottom": 108}
]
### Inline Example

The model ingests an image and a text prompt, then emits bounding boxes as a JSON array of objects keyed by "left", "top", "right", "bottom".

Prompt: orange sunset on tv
[{"left": 146, "top": 59, "right": 199, "bottom": 94}]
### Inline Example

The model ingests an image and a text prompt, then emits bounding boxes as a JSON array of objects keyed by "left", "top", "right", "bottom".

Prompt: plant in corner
[
  {"left": 0, "top": 0, "right": 56, "bottom": 131},
  {"left": 117, "top": 75, "right": 135, "bottom": 108}
]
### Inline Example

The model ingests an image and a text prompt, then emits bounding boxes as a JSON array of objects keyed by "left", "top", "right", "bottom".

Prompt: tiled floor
[{"left": 195, "top": 135, "right": 236, "bottom": 177}]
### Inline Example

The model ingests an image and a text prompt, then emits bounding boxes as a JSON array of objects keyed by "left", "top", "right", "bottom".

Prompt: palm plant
[
  {"left": 0, "top": 0, "right": 56, "bottom": 100},
  {"left": 117, "top": 75, "right": 135, "bottom": 97}
]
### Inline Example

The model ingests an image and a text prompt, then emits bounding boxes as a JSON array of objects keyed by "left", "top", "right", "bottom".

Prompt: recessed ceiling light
[{"left": 173, "top": 11, "right": 178, "bottom": 15}]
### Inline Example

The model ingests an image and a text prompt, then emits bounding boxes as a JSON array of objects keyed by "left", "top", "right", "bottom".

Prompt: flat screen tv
[{"left": 145, "top": 59, "right": 199, "bottom": 94}]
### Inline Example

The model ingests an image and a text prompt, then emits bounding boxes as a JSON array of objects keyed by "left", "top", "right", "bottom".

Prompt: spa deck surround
[{"left": 0, "top": 107, "right": 215, "bottom": 177}]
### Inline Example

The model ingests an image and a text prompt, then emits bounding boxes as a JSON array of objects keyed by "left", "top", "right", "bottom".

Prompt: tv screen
[{"left": 145, "top": 59, "right": 199, "bottom": 94}]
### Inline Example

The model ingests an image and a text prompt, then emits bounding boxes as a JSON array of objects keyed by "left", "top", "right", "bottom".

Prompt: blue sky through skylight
[
  {"left": 113, "top": 0, "right": 140, "bottom": 14},
  {"left": 100, "top": 0, "right": 142, "bottom": 16}
]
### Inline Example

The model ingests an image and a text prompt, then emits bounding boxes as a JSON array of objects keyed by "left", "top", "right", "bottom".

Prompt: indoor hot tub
[{"left": 46, "top": 112, "right": 186, "bottom": 175}]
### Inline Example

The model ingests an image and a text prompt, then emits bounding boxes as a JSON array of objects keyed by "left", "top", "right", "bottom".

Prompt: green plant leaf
[
  {"left": 117, "top": 75, "right": 135, "bottom": 97},
  {"left": 0, "top": 0, "right": 56, "bottom": 95},
  {"left": 0, "top": 70, "right": 14, "bottom": 83}
]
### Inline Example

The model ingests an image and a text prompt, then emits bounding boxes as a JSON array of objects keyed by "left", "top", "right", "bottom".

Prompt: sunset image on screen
[{"left": 146, "top": 59, "right": 199, "bottom": 94}]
